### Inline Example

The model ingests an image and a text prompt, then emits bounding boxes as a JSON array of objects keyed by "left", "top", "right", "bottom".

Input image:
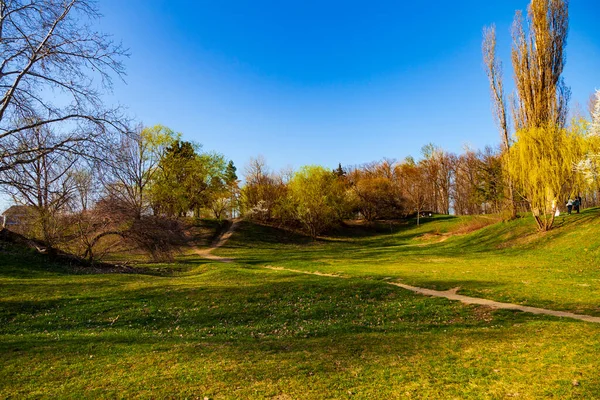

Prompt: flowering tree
[
  {"left": 575, "top": 90, "right": 600, "bottom": 186},
  {"left": 592, "top": 90, "right": 600, "bottom": 137}
]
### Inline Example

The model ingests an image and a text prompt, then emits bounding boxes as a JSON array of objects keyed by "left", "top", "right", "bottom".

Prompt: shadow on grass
[
  {"left": 0, "top": 267, "right": 553, "bottom": 345},
  {"left": 0, "top": 250, "right": 77, "bottom": 278},
  {"left": 0, "top": 246, "right": 218, "bottom": 279}
]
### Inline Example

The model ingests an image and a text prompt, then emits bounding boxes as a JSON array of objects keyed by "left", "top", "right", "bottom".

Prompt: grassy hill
[
  {"left": 1, "top": 210, "right": 600, "bottom": 398},
  {"left": 216, "top": 209, "right": 600, "bottom": 315}
]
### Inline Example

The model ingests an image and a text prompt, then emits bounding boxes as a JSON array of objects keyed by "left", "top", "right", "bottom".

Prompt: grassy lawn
[
  {"left": 216, "top": 209, "right": 600, "bottom": 316},
  {"left": 2, "top": 212, "right": 600, "bottom": 398}
]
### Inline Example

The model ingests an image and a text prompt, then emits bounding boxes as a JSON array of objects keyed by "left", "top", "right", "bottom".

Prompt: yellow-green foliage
[
  {"left": 508, "top": 123, "right": 585, "bottom": 230},
  {"left": 288, "top": 165, "right": 346, "bottom": 237}
]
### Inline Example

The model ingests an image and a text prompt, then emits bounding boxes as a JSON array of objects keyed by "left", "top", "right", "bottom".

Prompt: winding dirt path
[
  {"left": 264, "top": 266, "right": 600, "bottom": 324},
  {"left": 192, "top": 219, "right": 240, "bottom": 263},
  {"left": 193, "top": 224, "right": 600, "bottom": 324}
]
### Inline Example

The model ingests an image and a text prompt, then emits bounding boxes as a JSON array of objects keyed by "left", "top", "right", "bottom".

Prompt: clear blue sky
[
  {"left": 2, "top": 1, "right": 600, "bottom": 212},
  {"left": 95, "top": 0, "right": 599, "bottom": 174}
]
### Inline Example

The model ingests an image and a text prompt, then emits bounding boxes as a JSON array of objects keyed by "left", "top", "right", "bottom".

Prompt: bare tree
[
  {"left": 398, "top": 159, "right": 427, "bottom": 226},
  {"left": 0, "top": 0, "right": 128, "bottom": 173},
  {"left": 0, "top": 124, "right": 77, "bottom": 247},
  {"left": 241, "top": 156, "right": 288, "bottom": 221},
  {"left": 420, "top": 144, "right": 453, "bottom": 215},
  {"left": 102, "top": 125, "right": 175, "bottom": 219},
  {"left": 483, "top": 25, "right": 517, "bottom": 218},
  {"left": 71, "top": 165, "right": 99, "bottom": 212}
]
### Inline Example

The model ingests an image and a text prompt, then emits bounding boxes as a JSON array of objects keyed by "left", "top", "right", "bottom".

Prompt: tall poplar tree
[{"left": 486, "top": 0, "right": 576, "bottom": 231}]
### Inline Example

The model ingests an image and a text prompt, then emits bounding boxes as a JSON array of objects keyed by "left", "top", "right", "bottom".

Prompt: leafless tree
[
  {"left": 483, "top": 25, "right": 517, "bottom": 218},
  {"left": 71, "top": 165, "right": 100, "bottom": 212},
  {"left": 0, "top": 0, "right": 128, "bottom": 173},
  {"left": 398, "top": 159, "right": 427, "bottom": 226},
  {"left": 483, "top": 26, "right": 510, "bottom": 152},
  {"left": 0, "top": 124, "right": 78, "bottom": 247},
  {"left": 101, "top": 126, "right": 167, "bottom": 219},
  {"left": 241, "top": 156, "right": 288, "bottom": 221}
]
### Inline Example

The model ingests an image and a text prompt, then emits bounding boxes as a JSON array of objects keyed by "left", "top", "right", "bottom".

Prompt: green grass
[
  {"left": 217, "top": 209, "right": 600, "bottom": 315},
  {"left": 1, "top": 211, "right": 600, "bottom": 398}
]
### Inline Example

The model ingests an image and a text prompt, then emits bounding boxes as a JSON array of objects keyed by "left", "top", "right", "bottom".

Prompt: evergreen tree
[
  {"left": 225, "top": 160, "right": 238, "bottom": 185},
  {"left": 334, "top": 163, "right": 345, "bottom": 178}
]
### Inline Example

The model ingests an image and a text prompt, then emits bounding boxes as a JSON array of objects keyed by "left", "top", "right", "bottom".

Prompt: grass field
[
  {"left": 1, "top": 211, "right": 600, "bottom": 398},
  {"left": 217, "top": 209, "right": 600, "bottom": 315}
]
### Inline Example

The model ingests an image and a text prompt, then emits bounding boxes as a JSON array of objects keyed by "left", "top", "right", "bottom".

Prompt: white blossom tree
[
  {"left": 591, "top": 90, "right": 600, "bottom": 137},
  {"left": 575, "top": 90, "right": 600, "bottom": 185}
]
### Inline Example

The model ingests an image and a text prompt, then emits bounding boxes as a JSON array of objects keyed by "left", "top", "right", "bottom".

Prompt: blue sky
[
  {"left": 97, "top": 0, "right": 599, "bottom": 173},
  {"left": 2, "top": 1, "right": 600, "bottom": 211}
]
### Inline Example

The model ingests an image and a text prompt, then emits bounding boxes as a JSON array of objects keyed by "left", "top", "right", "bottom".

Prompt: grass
[
  {"left": 1, "top": 211, "right": 600, "bottom": 398},
  {"left": 217, "top": 209, "right": 600, "bottom": 315}
]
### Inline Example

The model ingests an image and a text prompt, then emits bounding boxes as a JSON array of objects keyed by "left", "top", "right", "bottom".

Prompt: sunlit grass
[
  {"left": 2, "top": 210, "right": 600, "bottom": 398},
  {"left": 217, "top": 209, "right": 600, "bottom": 314}
]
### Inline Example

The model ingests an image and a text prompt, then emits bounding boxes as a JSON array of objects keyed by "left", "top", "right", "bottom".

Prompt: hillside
[{"left": 215, "top": 208, "right": 600, "bottom": 315}]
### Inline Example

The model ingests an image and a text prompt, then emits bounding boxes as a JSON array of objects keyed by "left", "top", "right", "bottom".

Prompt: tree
[
  {"left": 487, "top": 0, "right": 572, "bottom": 230},
  {"left": 420, "top": 144, "right": 453, "bottom": 215},
  {"left": 103, "top": 125, "right": 177, "bottom": 219},
  {"left": 483, "top": 25, "right": 517, "bottom": 218},
  {"left": 511, "top": 0, "right": 570, "bottom": 130},
  {"left": 476, "top": 147, "right": 505, "bottom": 214},
  {"left": 224, "top": 160, "right": 239, "bottom": 218},
  {"left": 151, "top": 140, "right": 226, "bottom": 218},
  {"left": 288, "top": 165, "right": 346, "bottom": 238},
  {"left": 346, "top": 161, "right": 405, "bottom": 221},
  {"left": 398, "top": 159, "right": 427, "bottom": 226},
  {"left": 592, "top": 90, "right": 600, "bottom": 137},
  {"left": 575, "top": 94, "right": 600, "bottom": 191},
  {"left": 151, "top": 140, "right": 198, "bottom": 217},
  {"left": 334, "top": 163, "right": 345, "bottom": 178},
  {"left": 0, "top": 0, "right": 128, "bottom": 174},
  {"left": 453, "top": 148, "right": 482, "bottom": 216},
  {"left": 0, "top": 125, "right": 78, "bottom": 248},
  {"left": 240, "top": 156, "right": 287, "bottom": 222},
  {"left": 508, "top": 124, "right": 585, "bottom": 231},
  {"left": 71, "top": 167, "right": 97, "bottom": 212}
]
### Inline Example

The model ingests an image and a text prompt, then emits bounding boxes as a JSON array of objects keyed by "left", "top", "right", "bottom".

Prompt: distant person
[
  {"left": 578, "top": 195, "right": 583, "bottom": 211},
  {"left": 574, "top": 197, "right": 580, "bottom": 214},
  {"left": 566, "top": 198, "right": 573, "bottom": 215}
]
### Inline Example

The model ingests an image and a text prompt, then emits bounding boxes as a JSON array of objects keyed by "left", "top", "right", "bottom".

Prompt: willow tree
[{"left": 508, "top": 124, "right": 584, "bottom": 231}]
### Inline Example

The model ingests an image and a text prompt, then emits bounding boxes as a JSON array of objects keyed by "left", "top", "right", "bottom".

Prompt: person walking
[
  {"left": 574, "top": 197, "right": 580, "bottom": 214},
  {"left": 566, "top": 198, "right": 573, "bottom": 215}
]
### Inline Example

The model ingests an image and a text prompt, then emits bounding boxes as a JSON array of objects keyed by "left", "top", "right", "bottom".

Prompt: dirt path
[
  {"left": 264, "top": 266, "right": 600, "bottom": 324},
  {"left": 192, "top": 219, "right": 240, "bottom": 263},
  {"left": 192, "top": 225, "right": 600, "bottom": 324}
]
